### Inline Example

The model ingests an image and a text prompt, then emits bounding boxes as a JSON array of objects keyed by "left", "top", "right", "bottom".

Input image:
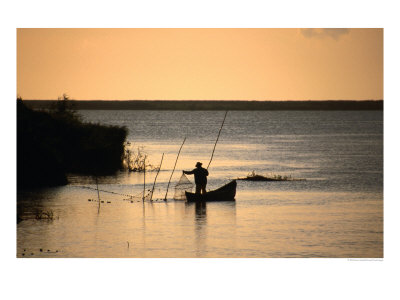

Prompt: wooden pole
[
  {"left": 164, "top": 137, "right": 186, "bottom": 201},
  {"left": 207, "top": 111, "right": 228, "bottom": 170},
  {"left": 96, "top": 176, "right": 101, "bottom": 214},
  {"left": 143, "top": 157, "right": 146, "bottom": 202},
  {"left": 150, "top": 153, "right": 164, "bottom": 201}
]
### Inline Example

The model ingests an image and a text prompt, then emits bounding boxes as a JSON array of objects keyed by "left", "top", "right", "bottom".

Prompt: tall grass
[{"left": 123, "top": 143, "right": 158, "bottom": 172}]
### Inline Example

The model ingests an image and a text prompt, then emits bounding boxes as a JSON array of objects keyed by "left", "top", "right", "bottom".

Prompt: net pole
[
  {"left": 150, "top": 153, "right": 164, "bottom": 201},
  {"left": 143, "top": 157, "right": 146, "bottom": 202},
  {"left": 96, "top": 176, "right": 101, "bottom": 214},
  {"left": 207, "top": 111, "right": 228, "bottom": 170},
  {"left": 164, "top": 137, "right": 186, "bottom": 201}
]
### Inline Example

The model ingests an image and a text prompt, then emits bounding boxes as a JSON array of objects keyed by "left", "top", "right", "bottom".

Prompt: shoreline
[{"left": 22, "top": 100, "right": 383, "bottom": 111}]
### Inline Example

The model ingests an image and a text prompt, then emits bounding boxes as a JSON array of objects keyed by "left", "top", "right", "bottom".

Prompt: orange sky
[{"left": 17, "top": 28, "right": 383, "bottom": 100}]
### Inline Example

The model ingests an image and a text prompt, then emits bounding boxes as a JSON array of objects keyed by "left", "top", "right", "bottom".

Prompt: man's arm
[{"left": 183, "top": 169, "right": 195, "bottom": 175}]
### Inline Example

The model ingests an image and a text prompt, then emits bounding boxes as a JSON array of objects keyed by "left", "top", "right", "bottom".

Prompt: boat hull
[{"left": 185, "top": 180, "right": 237, "bottom": 202}]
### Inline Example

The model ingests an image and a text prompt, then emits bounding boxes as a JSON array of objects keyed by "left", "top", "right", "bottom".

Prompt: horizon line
[{"left": 21, "top": 99, "right": 384, "bottom": 102}]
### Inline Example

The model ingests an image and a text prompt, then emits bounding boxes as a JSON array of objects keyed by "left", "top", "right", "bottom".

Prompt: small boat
[{"left": 185, "top": 180, "right": 237, "bottom": 202}]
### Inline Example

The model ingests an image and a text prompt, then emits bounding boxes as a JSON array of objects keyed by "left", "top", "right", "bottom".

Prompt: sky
[{"left": 17, "top": 28, "right": 383, "bottom": 100}]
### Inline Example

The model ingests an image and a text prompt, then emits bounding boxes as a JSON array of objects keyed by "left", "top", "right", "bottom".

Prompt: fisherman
[{"left": 183, "top": 162, "right": 209, "bottom": 195}]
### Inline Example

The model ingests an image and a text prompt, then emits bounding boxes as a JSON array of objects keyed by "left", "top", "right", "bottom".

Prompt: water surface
[{"left": 17, "top": 110, "right": 383, "bottom": 257}]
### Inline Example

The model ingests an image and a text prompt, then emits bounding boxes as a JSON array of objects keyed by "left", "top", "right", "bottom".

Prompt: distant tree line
[
  {"left": 23, "top": 100, "right": 383, "bottom": 111},
  {"left": 17, "top": 97, "right": 127, "bottom": 188}
]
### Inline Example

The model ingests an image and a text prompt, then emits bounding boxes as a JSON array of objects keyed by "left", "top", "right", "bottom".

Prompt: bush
[{"left": 17, "top": 98, "right": 128, "bottom": 188}]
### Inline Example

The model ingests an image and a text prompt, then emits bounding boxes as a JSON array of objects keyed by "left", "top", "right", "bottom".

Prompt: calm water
[{"left": 17, "top": 110, "right": 383, "bottom": 257}]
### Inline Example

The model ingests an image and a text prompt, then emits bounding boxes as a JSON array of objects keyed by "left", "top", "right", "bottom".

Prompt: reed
[{"left": 124, "top": 144, "right": 158, "bottom": 172}]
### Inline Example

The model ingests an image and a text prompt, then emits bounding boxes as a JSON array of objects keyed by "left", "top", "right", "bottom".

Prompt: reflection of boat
[{"left": 185, "top": 180, "right": 237, "bottom": 202}]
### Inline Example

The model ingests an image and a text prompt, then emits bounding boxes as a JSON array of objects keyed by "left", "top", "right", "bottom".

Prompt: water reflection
[
  {"left": 18, "top": 184, "right": 237, "bottom": 257},
  {"left": 17, "top": 182, "right": 381, "bottom": 257},
  {"left": 195, "top": 201, "right": 207, "bottom": 220},
  {"left": 186, "top": 202, "right": 207, "bottom": 257},
  {"left": 184, "top": 201, "right": 237, "bottom": 257},
  {"left": 17, "top": 187, "right": 63, "bottom": 222}
]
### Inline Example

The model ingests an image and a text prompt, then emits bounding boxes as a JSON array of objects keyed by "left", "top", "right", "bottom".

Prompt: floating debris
[{"left": 19, "top": 248, "right": 59, "bottom": 256}]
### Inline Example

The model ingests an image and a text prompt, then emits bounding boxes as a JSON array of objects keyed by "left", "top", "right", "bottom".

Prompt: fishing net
[{"left": 174, "top": 173, "right": 194, "bottom": 200}]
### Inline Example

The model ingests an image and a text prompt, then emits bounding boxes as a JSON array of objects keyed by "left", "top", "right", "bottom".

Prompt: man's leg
[
  {"left": 195, "top": 184, "right": 201, "bottom": 194},
  {"left": 201, "top": 184, "right": 207, "bottom": 195}
]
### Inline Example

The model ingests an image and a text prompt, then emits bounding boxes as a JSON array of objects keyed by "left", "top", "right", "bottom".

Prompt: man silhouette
[{"left": 183, "top": 162, "right": 209, "bottom": 194}]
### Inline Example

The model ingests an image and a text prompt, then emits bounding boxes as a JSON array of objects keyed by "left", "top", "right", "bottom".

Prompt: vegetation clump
[
  {"left": 237, "top": 171, "right": 305, "bottom": 181},
  {"left": 17, "top": 95, "right": 128, "bottom": 188},
  {"left": 35, "top": 209, "right": 55, "bottom": 220},
  {"left": 123, "top": 143, "right": 159, "bottom": 172}
]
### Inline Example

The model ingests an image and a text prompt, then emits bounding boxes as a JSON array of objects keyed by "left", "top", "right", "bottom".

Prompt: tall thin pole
[
  {"left": 150, "top": 153, "right": 164, "bottom": 201},
  {"left": 207, "top": 111, "right": 228, "bottom": 170},
  {"left": 164, "top": 137, "right": 186, "bottom": 201},
  {"left": 143, "top": 157, "right": 146, "bottom": 202},
  {"left": 96, "top": 176, "right": 101, "bottom": 214}
]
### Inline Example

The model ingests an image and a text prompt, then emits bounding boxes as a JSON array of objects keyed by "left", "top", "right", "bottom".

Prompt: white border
[{"left": 2, "top": 0, "right": 399, "bottom": 299}]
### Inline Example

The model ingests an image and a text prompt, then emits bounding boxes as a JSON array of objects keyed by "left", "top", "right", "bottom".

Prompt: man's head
[{"left": 195, "top": 162, "right": 202, "bottom": 168}]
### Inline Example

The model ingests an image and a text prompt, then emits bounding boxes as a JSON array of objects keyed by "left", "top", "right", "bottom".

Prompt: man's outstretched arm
[{"left": 183, "top": 169, "right": 195, "bottom": 175}]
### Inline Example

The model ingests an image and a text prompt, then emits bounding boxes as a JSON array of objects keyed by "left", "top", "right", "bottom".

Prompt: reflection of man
[{"left": 183, "top": 162, "right": 209, "bottom": 195}]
